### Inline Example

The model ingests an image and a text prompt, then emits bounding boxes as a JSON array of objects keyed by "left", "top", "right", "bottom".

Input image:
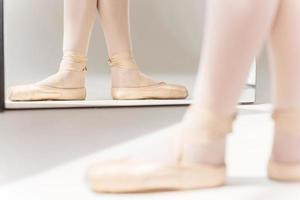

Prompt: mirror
[
  {"left": 0, "top": 0, "right": 3, "bottom": 112},
  {"left": 3, "top": 0, "right": 256, "bottom": 110}
]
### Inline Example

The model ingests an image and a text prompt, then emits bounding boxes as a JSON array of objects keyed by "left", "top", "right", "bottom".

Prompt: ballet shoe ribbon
[
  {"left": 108, "top": 51, "right": 139, "bottom": 70},
  {"left": 184, "top": 109, "right": 237, "bottom": 141},
  {"left": 59, "top": 51, "right": 88, "bottom": 72},
  {"left": 176, "top": 110, "right": 236, "bottom": 163}
]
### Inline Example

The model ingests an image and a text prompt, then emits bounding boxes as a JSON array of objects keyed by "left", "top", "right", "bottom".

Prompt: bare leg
[
  {"left": 88, "top": 0, "right": 280, "bottom": 193},
  {"left": 9, "top": 0, "right": 97, "bottom": 101},
  {"left": 97, "top": 0, "right": 188, "bottom": 100},
  {"left": 269, "top": 0, "right": 300, "bottom": 164}
]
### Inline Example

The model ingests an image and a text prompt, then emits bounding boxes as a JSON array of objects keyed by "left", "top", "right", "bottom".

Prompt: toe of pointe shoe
[
  {"left": 8, "top": 85, "right": 86, "bottom": 101},
  {"left": 8, "top": 84, "right": 55, "bottom": 101},
  {"left": 87, "top": 160, "right": 144, "bottom": 193},
  {"left": 8, "top": 85, "right": 33, "bottom": 101},
  {"left": 87, "top": 160, "right": 173, "bottom": 193},
  {"left": 161, "top": 83, "right": 189, "bottom": 99},
  {"left": 8, "top": 84, "right": 51, "bottom": 101}
]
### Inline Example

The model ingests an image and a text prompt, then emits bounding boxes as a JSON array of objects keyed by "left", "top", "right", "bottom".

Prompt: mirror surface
[{"left": 4, "top": 0, "right": 255, "bottom": 109}]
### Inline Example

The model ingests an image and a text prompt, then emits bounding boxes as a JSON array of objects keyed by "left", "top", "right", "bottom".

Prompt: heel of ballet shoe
[
  {"left": 8, "top": 85, "right": 86, "bottom": 101},
  {"left": 111, "top": 83, "right": 188, "bottom": 100},
  {"left": 268, "top": 161, "right": 300, "bottom": 182}
]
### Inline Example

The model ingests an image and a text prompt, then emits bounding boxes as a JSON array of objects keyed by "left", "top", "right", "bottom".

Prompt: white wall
[{"left": 4, "top": 0, "right": 205, "bottom": 86}]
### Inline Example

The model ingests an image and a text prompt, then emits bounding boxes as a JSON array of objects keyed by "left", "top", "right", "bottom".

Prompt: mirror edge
[{"left": 0, "top": 0, "right": 4, "bottom": 112}]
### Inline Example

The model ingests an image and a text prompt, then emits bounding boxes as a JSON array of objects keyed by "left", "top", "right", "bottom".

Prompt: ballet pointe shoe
[
  {"left": 108, "top": 52, "right": 188, "bottom": 100},
  {"left": 87, "top": 111, "right": 235, "bottom": 193},
  {"left": 268, "top": 109, "right": 300, "bottom": 182},
  {"left": 8, "top": 52, "right": 87, "bottom": 101}
]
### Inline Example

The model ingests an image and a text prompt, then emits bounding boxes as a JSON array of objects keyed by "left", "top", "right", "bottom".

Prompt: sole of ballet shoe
[
  {"left": 111, "top": 83, "right": 189, "bottom": 100},
  {"left": 268, "top": 161, "right": 300, "bottom": 182},
  {"left": 87, "top": 160, "right": 225, "bottom": 193},
  {"left": 8, "top": 85, "right": 86, "bottom": 101}
]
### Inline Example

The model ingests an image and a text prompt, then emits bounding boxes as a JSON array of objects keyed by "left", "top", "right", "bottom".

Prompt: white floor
[{"left": 1, "top": 104, "right": 299, "bottom": 200}]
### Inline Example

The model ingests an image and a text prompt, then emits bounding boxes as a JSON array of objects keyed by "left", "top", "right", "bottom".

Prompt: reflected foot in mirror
[
  {"left": 109, "top": 52, "right": 189, "bottom": 100},
  {"left": 8, "top": 52, "right": 87, "bottom": 101},
  {"left": 87, "top": 111, "right": 235, "bottom": 193},
  {"left": 268, "top": 109, "right": 300, "bottom": 182}
]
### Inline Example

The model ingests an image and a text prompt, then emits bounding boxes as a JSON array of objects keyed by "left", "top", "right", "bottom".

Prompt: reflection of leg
[
  {"left": 87, "top": 0, "right": 279, "bottom": 193},
  {"left": 63, "top": 0, "right": 97, "bottom": 55},
  {"left": 97, "top": 0, "right": 131, "bottom": 57},
  {"left": 8, "top": 0, "right": 97, "bottom": 101},
  {"left": 98, "top": 0, "right": 188, "bottom": 100},
  {"left": 268, "top": 0, "right": 300, "bottom": 181}
]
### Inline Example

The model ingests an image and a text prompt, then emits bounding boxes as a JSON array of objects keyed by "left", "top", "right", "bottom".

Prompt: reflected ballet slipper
[
  {"left": 108, "top": 52, "right": 188, "bottom": 100},
  {"left": 8, "top": 52, "right": 87, "bottom": 101},
  {"left": 268, "top": 109, "right": 300, "bottom": 182},
  {"left": 87, "top": 111, "right": 235, "bottom": 193}
]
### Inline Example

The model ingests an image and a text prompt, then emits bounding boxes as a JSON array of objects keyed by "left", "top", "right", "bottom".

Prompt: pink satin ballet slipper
[
  {"left": 108, "top": 52, "right": 188, "bottom": 100},
  {"left": 87, "top": 111, "right": 236, "bottom": 193}
]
